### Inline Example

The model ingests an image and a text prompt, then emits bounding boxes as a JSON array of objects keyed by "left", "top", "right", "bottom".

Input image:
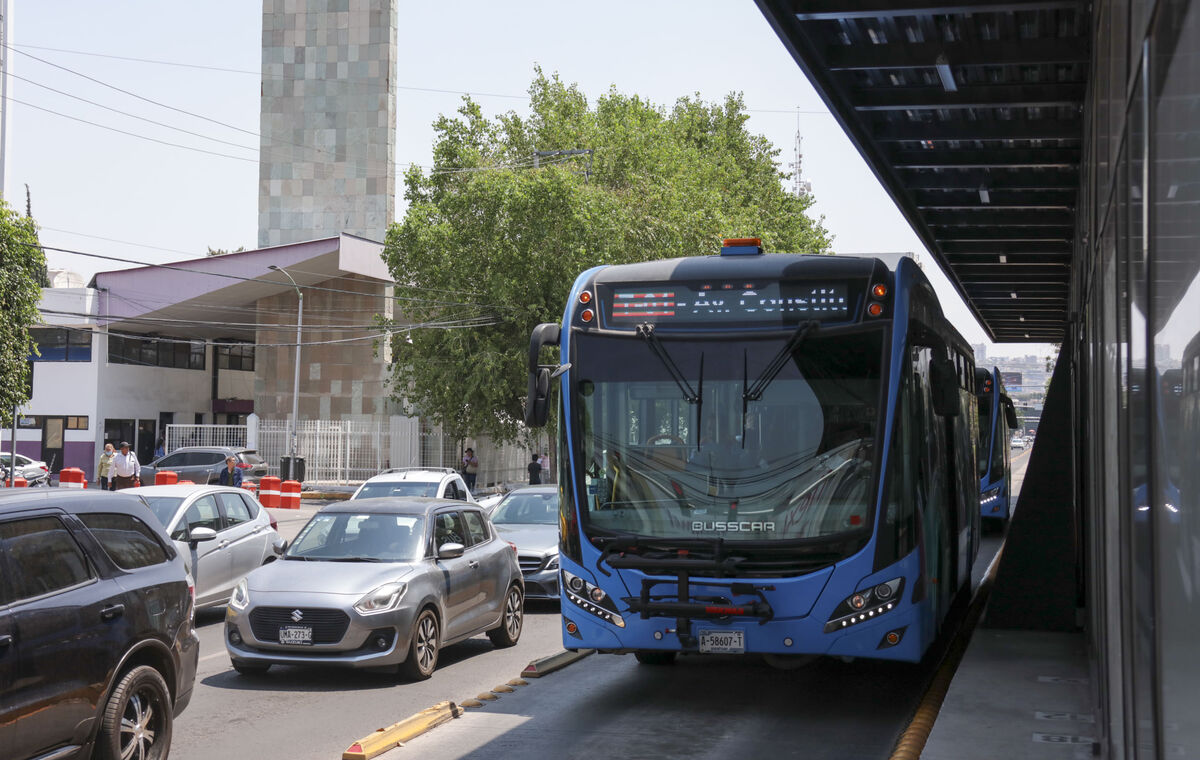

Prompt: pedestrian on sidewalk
[
  {"left": 154, "top": 438, "right": 166, "bottom": 461},
  {"left": 537, "top": 452, "right": 550, "bottom": 483},
  {"left": 527, "top": 453, "right": 542, "bottom": 485},
  {"left": 97, "top": 443, "right": 116, "bottom": 490},
  {"left": 462, "top": 448, "right": 479, "bottom": 492},
  {"left": 217, "top": 455, "right": 243, "bottom": 488},
  {"left": 111, "top": 441, "right": 140, "bottom": 490}
]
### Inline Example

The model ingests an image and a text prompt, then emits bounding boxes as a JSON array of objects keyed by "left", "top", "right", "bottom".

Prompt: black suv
[
  {"left": 142, "top": 447, "right": 268, "bottom": 485},
  {"left": 0, "top": 489, "right": 199, "bottom": 760}
]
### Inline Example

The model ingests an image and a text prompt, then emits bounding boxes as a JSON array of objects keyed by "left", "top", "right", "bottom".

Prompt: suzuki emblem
[{"left": 291, "top": 609, "right": 304, "bottom": 622}]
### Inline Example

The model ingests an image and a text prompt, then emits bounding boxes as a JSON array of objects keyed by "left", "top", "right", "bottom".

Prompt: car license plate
[
  {"left": 279, "top": 626, "right": 313, "bottom": 645},
  {"left": 698, "top": 629, "right": 744, "bottom": 654}
]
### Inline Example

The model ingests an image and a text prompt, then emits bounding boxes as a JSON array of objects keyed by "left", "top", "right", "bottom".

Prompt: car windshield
[
  {"left": 354, "top": 481, "right": 439, "bottom": 499},
  {"left": 573, "top": 328, "right": 885, "bottom": 542},
  {"left": 285, "top": 513, "right": 426, "bottom": 562},
  {"left": 492, "top": 492, "right": 558, "bottom": 525},
  {"left": 142, "top": 496, "right": 185, "bottom": 528}
]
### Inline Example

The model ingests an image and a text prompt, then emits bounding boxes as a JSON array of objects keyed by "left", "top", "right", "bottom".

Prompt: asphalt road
[{"left": 171, "top": 449, "right": 1032, "bottom": 760}]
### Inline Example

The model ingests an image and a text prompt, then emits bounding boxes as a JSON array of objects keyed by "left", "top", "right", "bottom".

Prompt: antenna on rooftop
[{"left": 789, "top": 110, "right": 812, "bottom": 199}]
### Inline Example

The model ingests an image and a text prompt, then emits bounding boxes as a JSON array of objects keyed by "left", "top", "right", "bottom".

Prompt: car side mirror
[
  {"left": 1003, "top": 397, "right": 1020, "bottom": 430},
  {"left": 437, "top": 542, "right": 465, "bottom": 560},
  {"left": 188, "top": 526, "right": 218, "bottom": 547},
  {"left": 272, "top": 537, "right": 288, "bottom": 556}
]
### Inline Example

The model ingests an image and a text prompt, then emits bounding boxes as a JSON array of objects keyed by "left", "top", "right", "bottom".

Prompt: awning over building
[
  {"left": 757, "top": 0, "right": 1090, "bottom": 342},
  {"left": 88, "top": 234, "right": 389, "bottom": 339}
]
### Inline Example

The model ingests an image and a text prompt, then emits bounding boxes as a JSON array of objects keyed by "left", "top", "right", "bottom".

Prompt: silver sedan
[
  {"left": 489, "top": 486, "right": 560, "bottom": 599},
  {"left": 132, "top": 484, "right": 282, "bottom": 607},
  {"left": 223, "top": 498, "right": 524, "bottom": 680}
]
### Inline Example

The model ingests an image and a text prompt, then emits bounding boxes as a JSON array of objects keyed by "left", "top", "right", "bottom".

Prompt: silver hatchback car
[{"left": 224, "top": 498, "right": 524, "bottom": 680}]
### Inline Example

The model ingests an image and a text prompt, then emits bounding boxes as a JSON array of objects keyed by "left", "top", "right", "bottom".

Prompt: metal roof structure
[{"left": 756, "top": 0, "right": 1091, "bottom": 342}]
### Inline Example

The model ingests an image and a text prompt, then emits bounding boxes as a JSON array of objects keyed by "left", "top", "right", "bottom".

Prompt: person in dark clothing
[
  {"left": 527, "top": 454, "right": 542, "bottom": 485},
  {"left": 217, "top": 455, "right": 243, "bottom": 488}
]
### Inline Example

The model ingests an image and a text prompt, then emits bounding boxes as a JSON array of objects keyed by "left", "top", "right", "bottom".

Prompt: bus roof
[{"left": 589, "top": 252, "right": 891, "bottom": 286}]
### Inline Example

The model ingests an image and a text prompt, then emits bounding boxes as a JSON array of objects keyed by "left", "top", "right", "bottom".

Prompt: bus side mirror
[
  {"left": 930, "top": 359, "right": 960, "bottom": 417},
  {"left": 1003, "top": 397, "right": 1019, "bottom": 429},
  {"left": 526, "top": 323, "right": 561, "bottom": 428}
]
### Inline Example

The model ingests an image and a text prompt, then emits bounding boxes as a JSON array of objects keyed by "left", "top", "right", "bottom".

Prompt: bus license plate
[
  {"left": 698, "top": 629, "right": 744, "bottom": 654},
  {"left": 279, "top": 626, "right": 313, "bottom": 645}
]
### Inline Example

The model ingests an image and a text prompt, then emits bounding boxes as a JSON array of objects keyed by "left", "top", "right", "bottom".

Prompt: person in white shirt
[{"left": 111, "top": 441, "right": 141, "bottom": 490}]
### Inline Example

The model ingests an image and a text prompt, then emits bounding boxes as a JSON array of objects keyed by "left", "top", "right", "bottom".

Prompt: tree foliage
[
  {"left": 0, "top": 196, "right": 46, "bottom": 426},
  {"left": 384, "top": 71, "right": 831, "bottom": 441}
]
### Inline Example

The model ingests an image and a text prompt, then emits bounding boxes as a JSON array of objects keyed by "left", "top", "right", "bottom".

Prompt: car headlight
[
  {"left": 229, "top": 579, "right": 250, "bottom": 611},
  {"left": 354, "top": 582, "right": 407, "bottom": 615},
  {"left": 545, "top": 554, "right": 559, "bottom": 571}
]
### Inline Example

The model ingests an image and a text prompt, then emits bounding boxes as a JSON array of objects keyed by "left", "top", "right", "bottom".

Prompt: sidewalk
[{"left": 923, "top": 628, "right": 1094, "bottom": 760}]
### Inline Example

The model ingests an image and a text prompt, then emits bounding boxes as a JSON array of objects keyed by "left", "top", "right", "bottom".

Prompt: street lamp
[{"left": 268, "top": 265, "right": 303, "bottom": 475}]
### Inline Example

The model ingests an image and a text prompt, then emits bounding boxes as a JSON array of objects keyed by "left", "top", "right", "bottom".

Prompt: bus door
[{"left": 909, "top": 345, "right": 955, "bottom": 629}]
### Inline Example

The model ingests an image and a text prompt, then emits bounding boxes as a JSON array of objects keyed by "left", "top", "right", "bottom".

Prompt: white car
[
  {"left": 0, "top": 451, "right": 50, "bottom": 486},
  {"left": 351, "top": 467, "right": 477, "bottom": 503},
  {"left": 1010, "top": 437, "right": 1027, "bottom": 450},
  {"left": 130, "top": 484, "right": 283, "bottom": 607}
]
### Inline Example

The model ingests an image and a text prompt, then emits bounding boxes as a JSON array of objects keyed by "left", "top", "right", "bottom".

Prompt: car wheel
[
  {"left": 232, "top": 659, "right": 271, "bottom": 676},
  {"left": 400, "top": 609, "right": 440, "bottom": 680},
  {"left": 95, "top": 665, "right": 173, "bottom": 760},
  {"left": 487, "top": 584, "right": 524, "bottom": 648},
  {"left": 634, "top": 651, "right": 678, "bottom": 666}
]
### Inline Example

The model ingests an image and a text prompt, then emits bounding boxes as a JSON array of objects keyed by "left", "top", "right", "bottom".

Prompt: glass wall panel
[{"left": 1151, "top": 2, "right": 1200, "bottom": 756}]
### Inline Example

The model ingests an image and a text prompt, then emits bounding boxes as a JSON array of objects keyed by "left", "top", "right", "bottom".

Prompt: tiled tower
[{"left": 258, "top": 0, "right": 396, "bottom": 247}]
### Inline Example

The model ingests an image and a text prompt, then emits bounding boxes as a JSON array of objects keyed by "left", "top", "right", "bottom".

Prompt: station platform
[{"left": 923, "top": 628, "right": 1093, "bottom": 759}]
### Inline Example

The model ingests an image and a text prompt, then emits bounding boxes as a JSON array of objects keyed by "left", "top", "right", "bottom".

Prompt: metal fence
[
  {"left": 165, "top": 424, "right": 247, "bottom": 452},
  {"left": 164, "top": 418, "right": 534, "bottom": 489}
]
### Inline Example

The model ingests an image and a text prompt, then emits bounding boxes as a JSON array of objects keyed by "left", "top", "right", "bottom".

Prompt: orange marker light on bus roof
[
  {"left": 722, "top": 237, "right": 762, "bottom": 247},
  {"left": 867, "top": 302, "right": 884, "bottom": 317},
  {"left": 872, "top": 283, "right": 888, "bottom": 298},
  {"left": 578, "top": 290, "right": 592, "bottom": 304}
]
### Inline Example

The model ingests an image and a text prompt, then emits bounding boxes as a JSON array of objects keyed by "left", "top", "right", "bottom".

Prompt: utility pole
[
  {"left": 268, "top": 265, "right": 303, "bottom": 478},
  {"left": 0, "top": 0, "right": 11, "bottom": 191}
]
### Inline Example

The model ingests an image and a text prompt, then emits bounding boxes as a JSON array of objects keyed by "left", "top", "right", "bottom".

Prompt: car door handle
[
  {"left": 100, "top": 604, "right": 125, "bottom": 621},
  {"left": 468, "top": 560, "right": 480, "bottom": 569},
  {"left": 218, "top": 540, "right": 230, "bottom": 549},
  {"left": 0, "top": 634, "right": 12, "bottom": 648}
]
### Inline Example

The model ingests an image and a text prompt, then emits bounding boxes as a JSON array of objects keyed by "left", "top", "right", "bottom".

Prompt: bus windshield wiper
[
  {"left": 743, "top": 320, "right": 819, "bottom": 403},
  {"left": 636, "top": 323, "right": 704, "bottom": 450}
]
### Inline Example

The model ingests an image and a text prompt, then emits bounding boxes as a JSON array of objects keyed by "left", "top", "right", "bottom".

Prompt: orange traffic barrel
[
  {"left": 12, "top": 476, "right": 27, "bottom": 487},
  {"left": 259, "top": 476, "right": 281, "bottom": 508},
  {"left": 177, "top": 480, "right": 195, "bottom": 485},
  {"left": 280, "top": 480, "right": 301, "bottom": 509},
  {"left": 155, "top": 470, "right": 179, "bottom": 486},
  {"left": 59, "top": 467, "right": 86, "bottom": 489},
  {"left": 241, "top": 481, "right": 259, "bottom": 495}
]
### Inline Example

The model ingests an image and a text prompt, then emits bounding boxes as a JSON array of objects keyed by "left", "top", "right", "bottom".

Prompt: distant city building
[
  {"left": 972, "top": 343, "right": 987, "bottom": 364},
  {"left": 257, "top": 0, "right": 397, "bottom": 247}
]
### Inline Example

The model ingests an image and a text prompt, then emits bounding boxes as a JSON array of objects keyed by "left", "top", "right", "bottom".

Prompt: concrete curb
[
  {"left": 520, "top": 648, "right": 595, "bottom": 678},
  {"left": 341, "top": 701, "right": 463, "bottom": 760},
  {"left": 301, "top": 490, "right": 351, "bottom": 500},
  {"left": 888, "top": 545, "right": 1007, "bottom": 760}
]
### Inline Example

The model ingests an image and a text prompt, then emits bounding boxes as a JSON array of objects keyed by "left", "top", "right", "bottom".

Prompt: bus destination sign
[{"left": 603, "top": 281, "right": 851, "bottom": 327}]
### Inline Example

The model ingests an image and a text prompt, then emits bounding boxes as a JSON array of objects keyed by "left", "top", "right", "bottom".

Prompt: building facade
[{"left": 257, "top": 0, "right": 397, "bottom": 247}]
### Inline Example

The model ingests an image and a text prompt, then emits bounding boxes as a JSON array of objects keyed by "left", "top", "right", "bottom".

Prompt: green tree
[
  {"left": 384, "top": 71, "right": 831, "bottom": 441},
  {"left": 0, "top": 196, "right": 46, "bottom": 427}
]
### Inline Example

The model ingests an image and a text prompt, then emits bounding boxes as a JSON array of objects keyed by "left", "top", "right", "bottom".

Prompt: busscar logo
[{"left": 693, "top": 521, "right": 775, "bottom": 532}]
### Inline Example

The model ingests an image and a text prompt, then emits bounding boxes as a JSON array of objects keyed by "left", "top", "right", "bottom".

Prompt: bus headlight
[
  {"left": 981, "top": 487, "right": 1002, "bottom": 505},
  {"left": 824, "top": 578, "right": 904, "bottom": 633},
  {"left": 561, "top": 569, "right": 625, "bottom": 628}
]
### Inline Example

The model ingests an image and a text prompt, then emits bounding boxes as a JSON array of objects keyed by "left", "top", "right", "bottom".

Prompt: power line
[{"left": 5, "top": 96, "right": 258, "bottom": 163}]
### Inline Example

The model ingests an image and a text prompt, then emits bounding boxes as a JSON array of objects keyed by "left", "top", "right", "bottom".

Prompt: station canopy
[{"left": 757, "top": 0, "right": 1091, "bottom": 342}]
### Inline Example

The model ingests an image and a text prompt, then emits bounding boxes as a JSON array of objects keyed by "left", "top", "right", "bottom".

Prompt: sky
[{"left": 2, "top": 0, "right": 1053, "bottom": 360}]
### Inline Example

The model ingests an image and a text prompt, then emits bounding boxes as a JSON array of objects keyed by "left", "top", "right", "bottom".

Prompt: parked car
[
  {"left": 351, "top": 467, "right": 477, "bottom": 503},
  {"left": 224, "top": 497, "right": 523, "bottom": 679},
  {"left": 1011, "top": 436, "right": 1027, "bottom": 450},
  {"left": 129, "top": 484, "right": 283, "bottom": 608},
  {"left": 488, "top": 486, "right": 560, "bottom": 599},
  {"left": 475, "top": 492, "right": 506, "bottom": 514},
  {"left": 0, "top": 488, "right": 199, "bottom": 760},
  {"left": 0, "top": 452, "right": 50, "bottom": 486},
  {"left": 141, "top": 446, "right": 268, "bottom": 485}
]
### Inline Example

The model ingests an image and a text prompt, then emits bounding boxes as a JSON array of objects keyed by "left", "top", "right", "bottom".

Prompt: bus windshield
[{"left": 572, "top": 327, "right": 885, "bottom": 542}]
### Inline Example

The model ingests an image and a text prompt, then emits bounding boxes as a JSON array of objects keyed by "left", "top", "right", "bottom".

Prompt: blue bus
[
  {"left": 975, "top": 367, "right": 1018, "bottom": 520},
  {"left": 526, "top": 241, "right": 981, "bottom": 664}
]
